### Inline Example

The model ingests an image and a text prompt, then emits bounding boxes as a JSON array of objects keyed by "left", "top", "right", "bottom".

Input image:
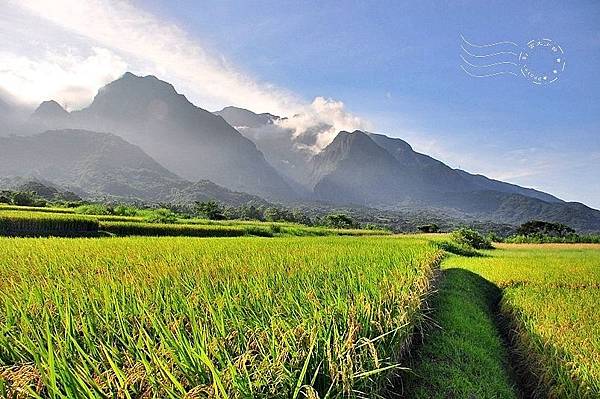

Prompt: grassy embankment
[{"left": 0, "top": 211, "right": 99, "bottom": 237}]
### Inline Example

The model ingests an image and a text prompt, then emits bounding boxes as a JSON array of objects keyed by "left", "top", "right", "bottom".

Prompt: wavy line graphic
[
  {"left": 460, "top": 65, "right": 519, "bottom": 78},
  {"left": 460, "top": 54, "right": 518, "bottom": 68},
  {"left": 460, "top": 34, "right": 521, "bottom": 80},
  {"left": 461, "top": 45, "right": 519, "bottom": 58},
  {"left": 460, "top": 33, "right": 519, "bottom": 48}
]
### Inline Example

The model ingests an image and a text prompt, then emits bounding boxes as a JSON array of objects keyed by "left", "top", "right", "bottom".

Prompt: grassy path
[
  {"left": 407, "top": 243, "right": 600, "bottom": 398},
  {"left": 404, "top": 262, "right": 519, "bottom": 398}
]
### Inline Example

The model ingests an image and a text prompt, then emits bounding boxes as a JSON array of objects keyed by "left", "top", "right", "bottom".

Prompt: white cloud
[
  {"left": 3, "top": 0, "right": 367, "bottom": 149},
  {"left": 276, "top": 97, "right": 370, "bottom": 152},
  {"left": 0, "top": 47, "right": 127, "bottom": 110}
]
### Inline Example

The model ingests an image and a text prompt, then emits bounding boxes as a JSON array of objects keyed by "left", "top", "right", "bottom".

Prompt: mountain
[
  {"left": 30, "top": 100, "right": 69, "bottom": 124},
  {"left": 433, "top": 190, "right": 600, "bottom": 233},
  {"left": 453, "top": 169, "right": 562, "bottom": 203},
  {"left": 32, "top": 100, "right": 68, "bottom": 119},
  {"left": 307, "top": 130, "right": 600, "bottom": 232},
  {"left": 3, "top": 73, "right": 598, "bottom": 231},
  {"left": 60, "top": 73, "right": 293, "bottom": 201},
  {"left": 215, "top": 106, "right": 280, "bottom": 128},
  {"left": 309, "top": 131, "right": 410, "bottom": 204},
  {"left": 366, "top": 132, "right": 563, "bottom": 203},
  {"left": 216, "top": 105, "right": 599, "bottom": 231},
  {"left": 0, "top": 92, "right": 28, "bottom": 137},
  {"left": 0, "top": 129, "right": 263, "bottom": 205},
  {"left": 0, "top": 177, "right": 81, "bottom": 202},
  {"left": 215, "top": 106, "right": 313, "bottom": 191}
]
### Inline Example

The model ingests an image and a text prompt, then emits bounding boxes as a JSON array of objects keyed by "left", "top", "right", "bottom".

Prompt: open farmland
[
  {"left": 434, "top": 243, "right": 600, "bottom": 398},
  {"left": 0, "top": 211, "right": 99, "bottom": 237},
  {"left": 0, "top": 236, "right": 442, "bottom": 398},
  {"left": 0, "top": 206, "right": 390, "bottom": 239}
]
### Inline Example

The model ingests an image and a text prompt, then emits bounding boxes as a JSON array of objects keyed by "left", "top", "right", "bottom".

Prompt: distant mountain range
[
  {"left": 0, "top": 129, "right": 263, "bottom": 206},
  {"left": 218, "top": 107, "right": 600, "bottom": 232},
  {"left": 29, "top": 73, "right": 294, "bottom": 201},
  {"left": 1, "top": 72, "right": 599, "bottom": 232}
]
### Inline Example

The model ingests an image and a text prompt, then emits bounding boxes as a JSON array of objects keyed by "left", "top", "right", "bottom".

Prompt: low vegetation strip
[
  {"left": 444, "top": 244, "right": 600, "bottom": 398},
  {"left": 0, "top": 204, "right": 75, "bottom": 214},
  {"left": 405, "top": 265, "right": 518, "bottom": 398},
  {"left": 0, "top": 236, "right": 442, "bottom": 398},
  {"left": 1, "top": 205, "right": 391, "bottom": 237},
  {"left": 100, "top": 221, "right": 389, "bottom": 238},
  {"left": 100, "top": 220, "right": 249, "bottom": 237},
  {"left": 0, "top": 211, "right": 98, "bottom": 237}
]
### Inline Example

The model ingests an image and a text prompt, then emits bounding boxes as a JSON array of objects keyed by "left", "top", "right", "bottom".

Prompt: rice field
[
  {"left": 0, "top": 211, "right": 99, "bottom": 237},
  {"left": 0, "top": 207, "right": 390, "bottom": 238},
  {"left": 443, "top": 243, "right": 600, "bottom": 397},
  {"left": 0, "top": 235, "right": 442, "bottom": 398},
  {"left": 0, "top": 205, "right": 76, "bottom": 214}
]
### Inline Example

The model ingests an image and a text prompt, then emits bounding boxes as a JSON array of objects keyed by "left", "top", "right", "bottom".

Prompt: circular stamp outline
[{"left": 519, "top": 38, "right": 566, "bottom": 85}]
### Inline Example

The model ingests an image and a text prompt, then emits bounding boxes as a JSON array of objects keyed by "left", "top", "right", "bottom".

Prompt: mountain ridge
[
  {"left": 3, "top": 76, "right": 599, "bottom": 232},
  {"left": 45, "top": 72, "right": 295, "bottom": 201},
  {"left": 0, "top": 129, "right": 264, "bottom": 206}
]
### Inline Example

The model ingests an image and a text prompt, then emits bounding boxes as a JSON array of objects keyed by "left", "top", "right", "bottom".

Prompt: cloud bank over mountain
[{"left": 2, "top": 0, "right": 366, "bottom": 150}]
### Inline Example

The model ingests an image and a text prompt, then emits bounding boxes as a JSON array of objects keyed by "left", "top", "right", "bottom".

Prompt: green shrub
[
  {"left": 435, "top": 241, "right": 485, "bottom": 257},
  {"left": 113, "top": 205, "right": 141, "bottom": 217},
  {"left": 516, "top": 220, "right": 575, "bottom": 237},
  {"left": 194, "top": 201, "right": 225, "bottom": 220},
  {"left": 417, "top": 224, "right": 439, "bottom": 233},
  {"left": 75, "top": 204, "right": 111, "bottom": 215},
  {"left": 451, "top": 228, "right": 493, "bottom": 250},
  {"left": 505, "top": 234, "right": 600, "bottom": 244},
  {"left": 324, "top": 213, "right": 356, "bottom": 229},
  {"left": 11, "top": 191, "right": 38, "bottom": 207},
  {"left": 145, "top": 208, "right": 178, "bottom": 224}
]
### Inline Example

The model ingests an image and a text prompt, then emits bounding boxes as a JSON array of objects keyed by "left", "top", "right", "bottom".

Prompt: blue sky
[
  {"left": 2, "top": 1, "right": 599, "bottom": 207},
  {"left": 137, "top": 0, "right": 600, "bottom": 207}
]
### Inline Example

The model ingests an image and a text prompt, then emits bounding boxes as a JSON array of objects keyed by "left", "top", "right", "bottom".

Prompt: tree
[
  {"left": 194, "top": 200, "right": 225, "bottom": 220},
  {"left": 324, "top": 213, "right": 355, "bottom": 229},
  {"left": 417, "top": 224, "right": 439, "bottom": 233},
  {"left": 11, "top": 191, "right": 37, "bottom": 206},
  {"left": 516, "top": 220, "right": 575, "bottom": 237},
  {"left": 239, "top": 204, "right": 263, "bottom": 221},
  {"left": 0, "top": 191, "right": 11, "bottom": 204},
  {"left": 292, "top": 209, "right": 312, "bottom": 226},
  {"left": 451, "top": 227, "right": 493, "bottom": 249},
  {"left": 264, "top": 207, "right": 283, "bottom": 222},
  {"left": 145, "top": 208, "right": 178, "bottom": 224}
]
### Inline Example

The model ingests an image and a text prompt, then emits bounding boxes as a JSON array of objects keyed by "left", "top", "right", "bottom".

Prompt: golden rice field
[
  {"left": 0, "top": 207, "right": 390, "bottom": 238},
  {"left": 444, "top": 243, "right": 600, "bottom": 397},
  {"left": 0, "top": 236, "right": 442, "bottom": 398}
]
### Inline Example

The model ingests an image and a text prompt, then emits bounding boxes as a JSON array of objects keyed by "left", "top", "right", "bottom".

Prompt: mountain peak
[
  {"left": 215, "top": 106, "right": 279, "bottom": 128},
  {"left": 81, "top": 72, "right": 183, "bottom": 123},
  {"left": 329, "top": 130, "right": 374, "bottom": 149},
  {"left": 32, "top": 100, "right": 69, "bottom": 120},
  {"left": 120, "top": 71, "right": 163, "bottom": 83},
  {"left": 121, "top": 71, "right": 137, "bottom": 79},
  {"left": 316, "top": 129, "right": 395, "bottom": 171},
  {"left": 112, "top": 72, "right": 175, "bottom": 92},
  {"left": 97, "top": 72, "right": 178, "bottom": 99}
]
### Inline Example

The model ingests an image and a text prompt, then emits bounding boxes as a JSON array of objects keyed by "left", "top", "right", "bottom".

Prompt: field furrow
[{"left": 442, "top": 244, "right": 600, "bottom": 398}]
